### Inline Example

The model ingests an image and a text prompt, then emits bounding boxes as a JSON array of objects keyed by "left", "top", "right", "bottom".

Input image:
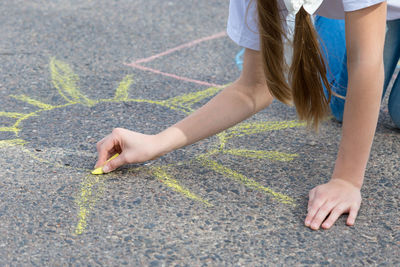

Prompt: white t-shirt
[{"left": 227, "top": 0, "right": 400, "bottom": 51}]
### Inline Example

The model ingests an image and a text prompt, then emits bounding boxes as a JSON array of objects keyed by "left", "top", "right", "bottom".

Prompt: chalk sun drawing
[{"left": 0, "top": 33, "right": 304, "bottom": 235}]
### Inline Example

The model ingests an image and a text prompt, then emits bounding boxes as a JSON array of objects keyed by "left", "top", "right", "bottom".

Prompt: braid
[
  {"left": 257, "top": 0, "right": 292, "bottom": 105},
  {"left": 290, "top": 7, "right": 331, "bottom": 129},
  {"left": 257, "top": 1, "right": 332, "bottom": 130}
]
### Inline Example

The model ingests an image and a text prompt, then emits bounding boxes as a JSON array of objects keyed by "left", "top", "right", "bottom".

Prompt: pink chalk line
[
  {"left": 130, "top": 31, "right": 227, "bottom": 65},
  {"left": 125, "top": 31, "right": 227, "bottom": 87},
  {"left": 127, "top": 63, "right": 221, "bottom": 87}
]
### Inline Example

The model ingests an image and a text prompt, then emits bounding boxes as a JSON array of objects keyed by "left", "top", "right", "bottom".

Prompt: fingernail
[
  {"left": 102, "top": 165, "right": 110, "bottom": 173},
  {"left": 305, "top": 220, "right": 310, "bottom": 226}
]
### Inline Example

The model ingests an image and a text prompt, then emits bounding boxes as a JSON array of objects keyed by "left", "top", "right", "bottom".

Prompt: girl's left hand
[{"left": 305, "top": 179, "right": 362, "bottom": 230}]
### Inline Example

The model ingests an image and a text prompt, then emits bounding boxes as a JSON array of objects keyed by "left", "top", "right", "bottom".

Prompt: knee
[
  {"left": 388, "top": 85, "right": 400, "bottom": 128},
  {"left": 329, "top": 95, "right": 345, "bottom": 123},
  {"left": 388, "top": 104, "right": 400, "bottom": 128}
]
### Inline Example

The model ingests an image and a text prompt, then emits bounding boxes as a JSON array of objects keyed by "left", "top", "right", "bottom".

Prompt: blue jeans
[{"left": 315, "top": 16, "right": 400, "bottom": 128}]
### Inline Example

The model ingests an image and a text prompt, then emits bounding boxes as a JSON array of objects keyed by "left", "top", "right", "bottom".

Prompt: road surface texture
[{"left": 0, "top": 0, "right": 399, "bottom": 265}]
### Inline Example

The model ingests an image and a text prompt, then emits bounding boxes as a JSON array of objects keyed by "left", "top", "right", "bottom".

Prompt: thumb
[{"left": 103, "top": 153, "right": 126, "bottom": 173}]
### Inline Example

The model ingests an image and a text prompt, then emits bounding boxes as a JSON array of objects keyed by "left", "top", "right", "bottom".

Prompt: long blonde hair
[{"left": 256, "top": 0, "right": 332, "bottom": 129}]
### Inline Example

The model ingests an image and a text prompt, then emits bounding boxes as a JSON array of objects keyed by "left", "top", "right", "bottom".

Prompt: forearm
[
  {"left": 332, "top": 62, "right": 384, "bottom": 187},
  {"left": 156, "top": 80, "right": 272, "bottom": 155}
]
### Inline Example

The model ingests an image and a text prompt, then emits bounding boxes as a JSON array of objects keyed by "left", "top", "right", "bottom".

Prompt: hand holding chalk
[
  {"left": 94, "top": 128, "right": 164, "bottom": 174},
  {"left": 91, "top": 153, "right": 119, "bottom": 175}
]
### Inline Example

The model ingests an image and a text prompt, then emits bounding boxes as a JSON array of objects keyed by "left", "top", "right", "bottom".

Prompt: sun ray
[
  {"left": 0, "top": 139, "right": 27, "bottom": 147},
  {"left": 0, "top": 126, "right": 19, "bottom": 134},
  {"left": 223, "top": 149, "right": 298, "bottom": 162},
  {"left": 10, "top": 94, "right": 55, "bottom": 109},
  {"left": 197, "top": 155, "right": 295, "bottom": 206},
  {"left": 151, "top": 166, "right": 212, "bottom": 207},
  {"left": 114, "top": 75, "right": 133, "bottom": 101},
  {"left": 74, "top": 173, "right": 105, "bottom": 235},
  {"left": 218, "top": 120, "right": 305, "bottom": 149},
  {"left": 160, "top": 85, "right": 225, "bottom": 114},
  {"left": 50, "top": 57, "right": 95, "bottom": 106},
  {"left": 0, "top": 111, "right": 28, "bottom": 119}
]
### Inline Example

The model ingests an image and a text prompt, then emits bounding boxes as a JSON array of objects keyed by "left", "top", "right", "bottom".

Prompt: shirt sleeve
[
  {"left": 342, "top": 0, "right": 386, "bottom": 12},
  {"left": 226, "top": 0, "right": 290, "bottom": 51},
  {"left": 227, "top": 0, "right": 260, "bottom": 51}
]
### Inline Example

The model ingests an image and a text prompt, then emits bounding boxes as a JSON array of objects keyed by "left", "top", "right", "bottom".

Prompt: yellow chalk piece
[
  {"left": 91, "top": 153, "right": 119, "bottom": 175},
  {"left": 197, "top": 155, "right": 296, "bottom": 206},
  {"left": 91, "top": 167, "right": 104, "bottom": 175},
  {"left": 151, "top": 166, "right": 212, "bottom": 207}
]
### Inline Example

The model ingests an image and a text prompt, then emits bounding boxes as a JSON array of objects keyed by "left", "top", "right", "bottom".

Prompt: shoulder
[
  {"left": 341, "top": 0, "right": 386, "bottom": 12},
  {"left": 316, "top": 0, "right": 388, "bottom": 19}
]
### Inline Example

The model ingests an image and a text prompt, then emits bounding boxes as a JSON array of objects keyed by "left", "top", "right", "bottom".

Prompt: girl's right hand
[{"left": 94, "top": 128, "right": 162, "bottom": 173}]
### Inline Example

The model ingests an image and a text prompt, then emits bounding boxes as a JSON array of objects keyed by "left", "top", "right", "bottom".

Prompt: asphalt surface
[{"left": 0, "top": 0, "right": 399, "bottom": 266}]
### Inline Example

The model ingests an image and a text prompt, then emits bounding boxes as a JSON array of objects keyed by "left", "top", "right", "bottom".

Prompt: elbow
[
  {"left": 244, "top": 83, "right": 274, "bottom": 113},
  {"left": 255, "top": 85, "right": 274, "bottom": 112},
  {"left": 347, "top": 56, "right": 384, "bottom": 83},
  {"left": 231, "top": 78, "right": 274, "bottom": 114},
  {"left": 347, "top": 53, "right": 384, "bottom": 73},
  {"left": 346, "top": 56, "right": 385, "bottom": 97}
]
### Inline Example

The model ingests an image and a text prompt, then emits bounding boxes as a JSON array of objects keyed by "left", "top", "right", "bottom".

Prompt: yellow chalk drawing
[
  {"left": 0, "top": 126, "right": 20, "bottom": 133},
  {"left": 160, "top": 85, "right": 223, "bottom": 114},
  {"left": 223, "top": 149, "right": 298, "bottom": 162},
  {"left": 0, "top": 100, "right": 72, "bottom": 135},
  {"left": 0, "top": 111, "right": 26, "bottom": 119},
  {"left": 151, "top": 166, "right": 212, "bottom": 207},
  {"left": 114, "top": 75, "right": 133, "bottom": 101},
  {"left": 50, "top": 57, "right": 95, "bottom": 106},
  {"left": 10, "top": 94, "right": 55, "bottom": 109},
  {"left": 197, "top": 155, "right": 295, "bottom": 205},
  {"left": 0, "top": 57, "right": 305, "bottom": 235},
  {"left": 0, "top": 139, "right": 27, "bottom": 148},
  {"left": 74, "top": 174, "right": 105, "bottom": 235},
  {"left": 218, "top": 120, "right": 304, "bottom": 149},
  {"left": 0, "top": 138, "right": 84, "bottom": 171}
]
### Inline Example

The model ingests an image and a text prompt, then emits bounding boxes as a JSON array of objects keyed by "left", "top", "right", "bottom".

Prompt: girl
[{"left": 94, "top": 0, "right": 400, "bottom": 230}]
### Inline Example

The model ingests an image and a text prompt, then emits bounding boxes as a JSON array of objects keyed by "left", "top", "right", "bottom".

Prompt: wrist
[
  {"left": 332, "top": 156, "right": 366, "bottom": 189},
  {"left": 330, "top": 176, "right": 363, "bottom": 189},
  {"left": 154, "top": 127, "right": 187, "bottom": 157}
]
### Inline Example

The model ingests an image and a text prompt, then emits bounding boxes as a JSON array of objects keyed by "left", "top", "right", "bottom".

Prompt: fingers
[
  {"left": 103, "top": 153, "right": 126, "bottom": 173},
  {"left": 95, "top": 137, "right": 114, "bottom": 168},
  {"left": 346, "top": 205, "right": 359, "bottom": 226},
  {"left": 306, "top": 202, "right": 360, "bottom": 230},
  {"left": 95, "top": 131, "right": 121, "bottom": 168},
  {"left": 307, "top": 201, "right": 335, "bottom": 230},
  {"left": 304, "top": 188, "right": 317, "bottom": 227},
  {"left": 321, "top": 206, "right": 346, "bottom": 229},
  {"left": 305, "top": 198, "right": 325, "bottom": 228},
  {"left": 308, "top": 188, "right": 316, "bottom": 204}
]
